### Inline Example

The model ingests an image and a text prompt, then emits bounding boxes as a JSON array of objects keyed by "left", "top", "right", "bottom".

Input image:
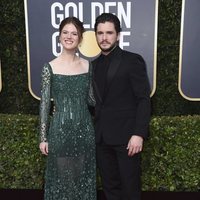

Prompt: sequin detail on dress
[{"left": 39, "top": 63, "right": 96, "bottom": 200}]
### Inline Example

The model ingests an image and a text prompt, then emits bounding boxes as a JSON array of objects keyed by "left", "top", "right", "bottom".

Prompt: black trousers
[{"left": 96, "top": 143, "right": 141, "bottom": 200}]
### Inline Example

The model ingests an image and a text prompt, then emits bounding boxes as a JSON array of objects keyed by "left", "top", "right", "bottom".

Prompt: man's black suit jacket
[{"left": 92, "top": 46, "right": 151, "bottom": 145}]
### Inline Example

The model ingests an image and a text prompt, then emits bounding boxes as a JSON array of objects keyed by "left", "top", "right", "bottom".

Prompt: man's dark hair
[{"left": 94, "top": 13, "right": 122, "bottom": 33}]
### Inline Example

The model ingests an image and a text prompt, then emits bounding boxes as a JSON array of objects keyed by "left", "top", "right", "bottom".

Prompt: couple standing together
[{"left": 39, "top": 13, "right": 151, "bottom": 200}]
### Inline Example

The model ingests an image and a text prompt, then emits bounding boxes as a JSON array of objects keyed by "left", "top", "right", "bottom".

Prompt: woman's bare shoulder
[
  {"left": 49, "top": 57, "right": 59, "bottom": 66},
  {"left": 79, "top": 57, "right": 89, "bottom": 71},
  {"left": 48, "top": 57, "right": 60, "bottom": 71}
]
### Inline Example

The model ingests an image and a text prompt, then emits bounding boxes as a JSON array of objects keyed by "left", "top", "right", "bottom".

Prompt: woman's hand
[{"left": 39, "top": 142, "right": 48, "bottom": 155}]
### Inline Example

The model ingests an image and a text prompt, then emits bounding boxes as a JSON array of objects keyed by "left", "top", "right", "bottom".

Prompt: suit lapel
[{"left": 93, "top": 47, "right": 123, "bottom": 103}]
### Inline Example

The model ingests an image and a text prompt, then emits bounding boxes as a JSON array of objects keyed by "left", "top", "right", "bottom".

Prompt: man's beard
[{"left": 100, "top": 42, "right": 117, "bottom": 53}]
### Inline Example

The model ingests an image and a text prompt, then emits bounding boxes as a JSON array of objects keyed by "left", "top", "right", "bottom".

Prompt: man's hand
[
  {"left": 39, "top": 142, "right": 48, "bottom": 155},
  {"left": 127, "top": 135, "right": 143, "bottom": 156}
]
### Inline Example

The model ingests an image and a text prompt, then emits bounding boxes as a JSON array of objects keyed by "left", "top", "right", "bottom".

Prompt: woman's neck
[{"left": 59, "top": 50, "right": 77, "bottom": 63}]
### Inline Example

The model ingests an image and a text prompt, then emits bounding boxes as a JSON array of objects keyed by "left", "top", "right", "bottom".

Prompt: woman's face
[{"left": 59, "top": 23, "right": 80, "bottom": 51}]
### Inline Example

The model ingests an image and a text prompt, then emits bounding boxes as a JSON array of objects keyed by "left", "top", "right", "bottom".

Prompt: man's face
[{"left": 95, "top": 22, "right": 120, "bottom": 54}]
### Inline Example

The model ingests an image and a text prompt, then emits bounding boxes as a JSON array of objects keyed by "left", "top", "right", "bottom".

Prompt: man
[{"left": 92, "top": 13, "right": 151, "bottom": 200}]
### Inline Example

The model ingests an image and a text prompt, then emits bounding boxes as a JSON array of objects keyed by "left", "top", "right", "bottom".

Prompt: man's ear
[{"left": 117, "top": 33, "right": 120, "bottom": 42}]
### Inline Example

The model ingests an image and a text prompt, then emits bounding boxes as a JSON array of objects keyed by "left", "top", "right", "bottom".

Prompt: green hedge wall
[
  {"left": 0, "top": 0, "right": 39, "bottom": 114},
  {"left": 152, "top": 0, "right": 200, "bottom": 115},
  {"left": 0, "top": 114, "right": 199, "bottom": 191},
  {"left": 142, "top": 116, "right": 200, "bottom": 191},
  {"left": 0, "top": 114, "right": 45, "bottom": 189}
]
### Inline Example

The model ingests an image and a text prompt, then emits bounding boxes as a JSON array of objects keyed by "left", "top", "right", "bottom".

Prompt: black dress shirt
[{"left": 95, "top": 47, "right": 118, "bottom": 98}]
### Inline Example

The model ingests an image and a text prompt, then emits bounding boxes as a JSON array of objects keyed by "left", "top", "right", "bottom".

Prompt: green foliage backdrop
[
  {"left": 0, "top": 114, "right": 199, "bottom": 191},
  {"left": 0, "top": 114, "right": 45, "bottom": 189},
  {"left": 142, "top": 116, "right": 200, "bottom": 191},
  {"left": 0, "top": 0, "right": 39, "bottom": 114},
  {"left": 153, "top": 0, "right": 200, "bottom": 115}
]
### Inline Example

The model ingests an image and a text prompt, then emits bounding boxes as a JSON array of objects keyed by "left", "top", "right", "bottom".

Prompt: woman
[{"left": 39, "top": 17, "right": 96, "bottom": 200}]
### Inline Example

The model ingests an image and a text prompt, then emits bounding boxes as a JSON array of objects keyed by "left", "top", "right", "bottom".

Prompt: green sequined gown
[{"left": 39, "top": 63, "right": 96, "bottom": 200}]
